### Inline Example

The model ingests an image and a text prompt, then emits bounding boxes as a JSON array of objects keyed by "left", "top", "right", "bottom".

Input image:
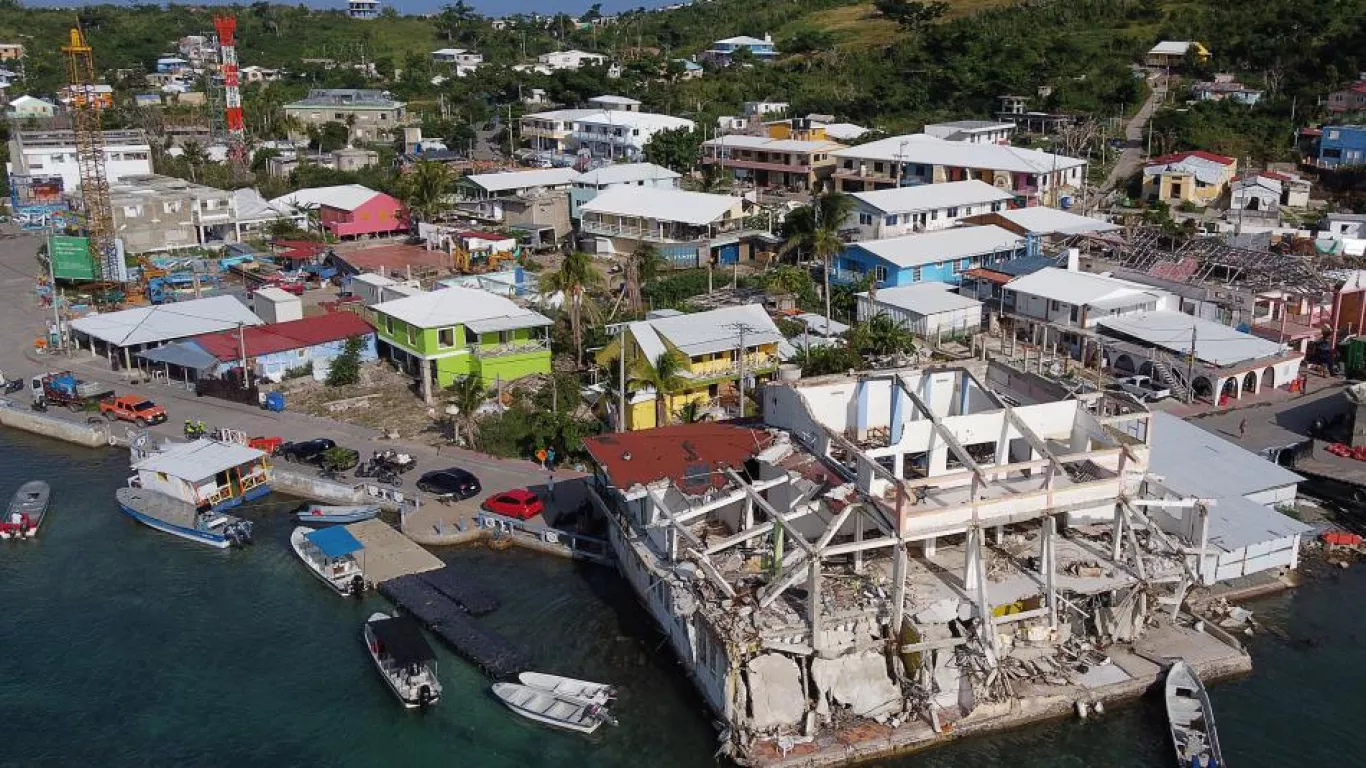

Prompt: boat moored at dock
[
  {"left": 2, "top": 481, "right": 50, "bottom": 539},
  {"left": 518, "top": 672, "right": 616, "bottom": 706},
  {"left": 115, "top": 486, "right": 253, "bottom": 549},
  {"left": 491, "top": 682, "right": 617, "bottom": 734},
  {"left": 293, "top": 504, "right": 380, "bottom": 525},
  {"left": 1166, "top": 660, "right": 1225, "bottom": 768},
  {"left": 363, "top": 611, "right": 442, "bottom": 708},
  {"left": 291, "top": 525, "right": 367, "bottom": 596}
]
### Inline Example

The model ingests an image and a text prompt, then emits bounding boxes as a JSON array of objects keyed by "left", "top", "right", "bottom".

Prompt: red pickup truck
[{"left": 100, "top": 395, "right": 168, "bottom": 427}]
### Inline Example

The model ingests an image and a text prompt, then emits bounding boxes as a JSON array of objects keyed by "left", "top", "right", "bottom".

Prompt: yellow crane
[{"left": 62, "top": 28, "right": 121, "bottom": 289}]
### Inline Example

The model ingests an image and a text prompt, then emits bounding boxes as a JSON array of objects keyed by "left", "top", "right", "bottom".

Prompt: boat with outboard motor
[
  {"left": 492, "top": 682, "right": 617, "bottom": 734},
  {"left": 293, "top": 503, "right": 380, "bottom": 525},
  {"left": 518, "top": 672, "right": 616, "bottom": 706},
  {"left": 363, "top": 611, "right": 442, "bottom": 708},
  {"left": 1, "top": 481, "right": 50, "bottom": 539},
  {"left": 115, "top": 486, "right": 253, "bottom": 549},
  {"left": 290, "top": 525, "right": 367, "bottom": 596}
]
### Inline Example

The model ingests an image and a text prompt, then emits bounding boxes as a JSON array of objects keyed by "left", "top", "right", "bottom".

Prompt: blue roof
[
  {"left": 135, "top": 340, "right": 219, "bottom": 371},
  {"left": 304, "top": 526, "right": 364, "bottom": 558}
]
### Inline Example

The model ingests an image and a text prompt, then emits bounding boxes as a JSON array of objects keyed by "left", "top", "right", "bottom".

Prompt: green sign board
[{"left": 50, "top": 235, "right": 97, "bottom": 281}]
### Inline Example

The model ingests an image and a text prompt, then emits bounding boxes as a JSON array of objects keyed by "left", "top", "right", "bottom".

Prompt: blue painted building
[
  {"left": 832, "top": 225, "right": 1026, "bottom": 289},
  {"left": 703, "top": 35, "right": 778, "bottom": 65},
  {"left": 192, "top": 312, "right": 378, "bottom": 382},
  {"left": 1318, "top": 125, "right": 1366, "bottom": 169}
]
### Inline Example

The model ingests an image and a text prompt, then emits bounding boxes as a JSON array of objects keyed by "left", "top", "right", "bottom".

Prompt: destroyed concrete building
[{"left": 584, "top": 365, "right": 1248, "bottom": 765}]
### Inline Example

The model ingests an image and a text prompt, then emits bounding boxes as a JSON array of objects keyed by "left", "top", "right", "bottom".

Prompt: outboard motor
[
  {"left": 417, "top": 685, "right": 433, "bottom": 708},
  {"left": 349, "top": 574, "right": 365, "bottom": 598}
]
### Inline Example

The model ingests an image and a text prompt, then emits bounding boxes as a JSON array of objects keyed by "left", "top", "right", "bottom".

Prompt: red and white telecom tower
[{"left": 213, "top": 15, "right": 247, "bottom": 165}]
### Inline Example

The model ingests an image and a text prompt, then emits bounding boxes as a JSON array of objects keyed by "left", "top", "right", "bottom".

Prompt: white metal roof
[
  {"left": 269, "top": 184, "right": 381, "bottom": 212},
  {"left": 431, "top": 48, "right": 469, "bottom": 56},
  {"left": 1096, "top": 310, "right": 1288, "bottom": 367},
  {"left": 995, "top": 207, "right": 1120, "bottom": 235},
  {"left": 373, "top": 286, "right": 551, "bottom": 330},
  {"left": 580, "top": 187, "right": 743, "bottom": 226},
  {"left": 232, "top": 188, "right": 290, "bottom": 222},
  {"left": 1149, "top": 41, "right": 1196, "bottom": 55},
  {"left": 464, "top": 167, "right": 581, "bottom": 193},
  {"left": 793, "top": 312, "right": 850, "bottom": 336},
  {"left": 253, "top": 287, "right": 299, "bottom": 304},
  {"left": 351, "top": 272, "right": 398, "bottom": 287},
  {"left": 521, "top": 108, "right": 602, "bottom": 122},
  {"left": 71, "top": 295, "right": 263, "bottom": 347},
  {"left": 713, "top": 35, "right": 771, "bottom": 46},
  {"left": 850, "top": 180, "right": 1013, "bottom": 215},
  {"left": 820, "top": 123, "right": 870, "bottom": 141},
  {"left": 1005, "top": 267, "right": 1164, "bottom": 307},
  {"left": 133, "top": 439, "right": 266, "bottom": 481},
  {"left": 631, "top": 304, "right": 783, "bottom": 358},
  {"left": 571, "top": 111, "right": 695, "bottom": 132},
  {"left": 853, "top": 225, "right": 1024, "bottom": 268},
  {"left": 862, "top": 283, "right": 984, "bottom": 316},
  {"left": 575, "top": 163, "right": 680, "bottom": 186},
  {"left": 702, "top": 135, "right": 844, "bottom": 153},
  {"left": 589, "top": 94, "right": 641, "bottom": 105},
  {"left": 831, "top": 133, "right": 1086, "bottom": 174}
]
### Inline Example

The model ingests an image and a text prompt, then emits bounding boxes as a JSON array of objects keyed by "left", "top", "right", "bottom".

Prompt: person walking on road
[
  {"left": 1239, "top": 418, "right": 1248, "bottom": 439},
  {"left": 547, "top": 472, "right": 556, "bottom": 501}
]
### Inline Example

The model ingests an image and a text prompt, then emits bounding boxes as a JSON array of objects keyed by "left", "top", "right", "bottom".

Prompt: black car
[
  {"left": 279, "top": 438, "right": 337, "bottom": 464},
  {"left": 417, "top": 468, "right": 482, "bottom": 500}
]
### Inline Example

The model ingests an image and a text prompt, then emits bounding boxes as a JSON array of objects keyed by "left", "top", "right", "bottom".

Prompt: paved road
[
  {"left": 0, "top": 229, "right": 561, "bottom": 518},
  {"left": 1097, "top": 79, "right": 1166, "bottom": 197}
]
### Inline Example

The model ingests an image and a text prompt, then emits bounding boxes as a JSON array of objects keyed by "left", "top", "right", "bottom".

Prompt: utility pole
[
  {"left": 1185, "top": 324, "right": 1196, "bottom": 404},
  {"left": 237, "top": 321, "right": 249, "bottom": 389},
  {"left": 726, "top": 322, "right": 759, "bottom": 419},
  {"left": 47, "top": 235, "right": 63, "bottom": 354},
  {"left": 617, "top": 326, "right": 628, "bottom": 432}
]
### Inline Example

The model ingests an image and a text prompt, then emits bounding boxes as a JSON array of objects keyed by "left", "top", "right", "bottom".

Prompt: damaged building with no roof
[{"left": 583, "top": 364, "right": 1252, "bottom": 765}]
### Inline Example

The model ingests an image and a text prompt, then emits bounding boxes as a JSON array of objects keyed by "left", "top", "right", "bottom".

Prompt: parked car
[
  {"left": 481, "top": 489, "right": 545, "bottom": 520},
  {"left": 99, "top": 395, "right": 167, "bottom": 426},
  {"left": 1115, "top": 374, "right": 1172, "bottom": 401},
  {"left": 279, "top": 438, "right": 338, "bottom": 464},
  {"left": 417, "top": 468, "right": 482, "bottom": 500}
]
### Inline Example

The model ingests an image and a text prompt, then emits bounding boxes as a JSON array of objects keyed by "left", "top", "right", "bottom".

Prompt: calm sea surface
[{"left": 0, "top": 426, "right": 1360, "bottom": 767}]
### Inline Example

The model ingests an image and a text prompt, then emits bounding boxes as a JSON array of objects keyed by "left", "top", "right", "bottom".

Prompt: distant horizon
[{"left": 24, "top": 0, "right": 683, "bottom": 16}]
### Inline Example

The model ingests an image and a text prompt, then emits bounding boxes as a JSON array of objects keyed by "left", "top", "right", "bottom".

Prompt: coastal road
[{"left": 0, "top": 228, "right": 561, "bottom": 519}]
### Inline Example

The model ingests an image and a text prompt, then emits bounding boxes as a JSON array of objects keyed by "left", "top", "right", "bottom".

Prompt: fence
[{"left": 474, "top": 511, "right": 612, "bottom": 565}]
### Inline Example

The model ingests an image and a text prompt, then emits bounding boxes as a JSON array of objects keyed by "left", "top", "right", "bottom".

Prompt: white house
[
  {"left": 857, "top": 283, "right": 984, "bottom": 337},
  {"left": 7, "top": 128, "right": 153, "bottom": 193},
  {"left": 1001, "top": 267, "right": 1174, "bottom": 331},
  {"left": 537, "top": 49, "right": 606, "bottom": 71},
  {"left": 922, "top": 120, "right": 1016, "bottom": 145},
  {"left": 845, "top": 180, "right": 1015, "bottom": 239},
  {"left": 588, "top": 94, "right": 640, "bottom": 112},
  {"left": 430, "top": 48, "right": 483, "bottom": 76},
  {"left": 519, "top": 108, "right": 602, "bottom": 153},
  {"left": 569, "top": 162, "right": 681, "bottom": 218},
  {"left": 5, "top": 95, "right": 57, "bottom": 120},
  {"left": 572, "top": 111, "right": 695, "bottom": 161}
]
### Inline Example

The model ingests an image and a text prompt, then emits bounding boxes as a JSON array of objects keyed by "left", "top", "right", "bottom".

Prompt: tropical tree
[
  {"left": 850, "top": 313, "right": 917, "bottom": 357},
  {"left": 446, "top": 375, "right": 488, "bottom": 447},
  {"left": 624, "top": 244, "right": 666, "bottom": 314},
  {"left": 540, "top": 251, "right": 605, "bottom": 367},
  {"left": 782, "top": 192, "right": 852, "bottom": 336},
  {"left": 401, "top": 159, "right": 453, "bottom": 226},
  {"left": 631, "top": 350, "right": 687, "bottom": 428},
  {"left": 643, "top": 126, "right": 703, "bottom": 173},
  {"left": 288, "top": 201, "right": 322, "bottom": 234},
  {"left": 675, "top": 399, "right": 707, "bottom": 424},
  {"left": 325, "top": 336, "right": 364, "bottom": 386},
  {"left": 180, "top": 140, "right": 207, "bottom": 183}
]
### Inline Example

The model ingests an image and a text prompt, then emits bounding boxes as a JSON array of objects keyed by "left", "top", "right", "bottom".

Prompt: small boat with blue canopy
[{"left": 291, "top": 525, "right": 366, "bottom": 597}]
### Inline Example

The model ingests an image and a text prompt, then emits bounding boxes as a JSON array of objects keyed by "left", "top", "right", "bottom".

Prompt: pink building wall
[{"left": 321, "top": 193, "right": 407, "bottom": 238}]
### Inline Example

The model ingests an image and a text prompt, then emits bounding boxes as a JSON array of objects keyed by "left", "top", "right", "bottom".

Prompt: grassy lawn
[{"left": 784, "top": 0, "right": 1019, "bottom": 51}]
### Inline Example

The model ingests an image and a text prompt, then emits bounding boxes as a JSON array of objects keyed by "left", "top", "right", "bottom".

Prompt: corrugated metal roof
[
  {"left": 373, "top": 286, "right": 549, "bottom": 330},
  {"left": 702, "top": 135, "right": 844, "bottom": 153},
  {"left": 580, "top": 187, "right": 743, "bottom": 226},
  {"left": 1005, "top": 267, "right": 1163, "bottom": 307},
  {"left": 575, "top": 163, "right": 680, "bottom": 186},
  {"left": 851, "top": 180, "right": 1013, "bottom": 215},
  {"left": 996, "top": 207, "right": 1119, "bottom": 235},
  {"left": 270, "top": 184, "right": 383, "bottom": 212},
  {"left": 635, "top": 304, "right": 783, "bottom": 357},
  {"left": 832, "top": 133, "right": 1085, "bottom": 173},
  {"left": 133, "top": 439, "right": 265, "bottom": 481},
  {"left": 583, "top": 423, "right": 774, "bottom": 493},
  {"left": 71, "top": 295, "right": 263, "bottom": 348},
  {"left": 193, "top": 312, "right": 374, "bottom": 362},
  {"left": 862, "top": 283, "right": 983, "bottom": 316},
  {"left": 464, "top": 167, "right": 581, "bottom": 193},
  {"left": 853, "top": 225, "right": 1024, "bottom": 268},
  {"left": 1096, "top": 310, "right": 1288, "bottom": 367}
]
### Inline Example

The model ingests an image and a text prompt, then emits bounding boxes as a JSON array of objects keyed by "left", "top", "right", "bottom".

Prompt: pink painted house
[{"left": 270, "top": 184, "right": 407, "bottom": 239}]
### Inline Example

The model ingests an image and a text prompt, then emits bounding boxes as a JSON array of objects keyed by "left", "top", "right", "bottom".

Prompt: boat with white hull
[
  {"left": 2, "top": 481, "right": 50, "bottom": 539},
  {"left": 290, "top": 525, "right": 366, "bottom": 596},
  {"left": 363, "top": 611, "right": 442, "bottom": 708},
  {"left": 115, "top": 486, "right": 253, "bottom": 549},
  {"left": 294, "top": 504, "right": 380, "bottom": 525},
  {"left": 492, "top": 682, "right": 616, "bottom": 734},
  {"left": 518, "top": 672, "right": 616, "bottom": 706},
  {"left": 1166, "top": 660, "right": 1225, "bottom": 768}
]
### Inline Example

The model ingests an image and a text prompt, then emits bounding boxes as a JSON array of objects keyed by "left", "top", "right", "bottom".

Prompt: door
[{"left": 718, "top": 244, "right": 740, "bottom": 265}]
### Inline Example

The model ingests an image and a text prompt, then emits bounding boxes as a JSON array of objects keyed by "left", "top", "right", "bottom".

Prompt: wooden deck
[{"left": 345, "top": 518, "right": 444, "bottom": 584}]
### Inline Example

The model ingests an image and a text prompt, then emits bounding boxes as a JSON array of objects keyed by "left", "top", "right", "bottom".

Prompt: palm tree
[
  {"left": 401, "top": 159, "right": 452, "bottom": 226},
  {"left": 540, "top": 251, "right": 605, "bottom": 367},
  {"left": 851, "top": 313, "right": 916, "bottom": 357},
  {"left": 445, "top": 375, "right": 488, "bottom": 447},
  {"left": 344, "top": 114, "right": 358, "bottom": 146},
  {"left": 781, "top": 193, "right": 852, "bottom": 334},
  {"left": 180, "top": 140, "right": 207, "bottom": 183},
  {"left": 288, "top": 201, "right": 321, "bottom": 234},
  {"left": 631, "top": 350, "right": 687, "bottom": 428},
  {"left": 674, "top": 399, "right": 707, "bottom": 424},
  {"left": 624, "top": 243, "right": 665, "bottom": 314}
]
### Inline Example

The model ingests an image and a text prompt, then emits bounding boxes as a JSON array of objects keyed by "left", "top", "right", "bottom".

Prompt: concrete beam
[
  {"left": 903, "top": 386, "right": 985, "bottom": 484},
  {"left": 898, "top": 635, "right": 969, "bottom": 655},
  {"left": 814, "top": 502, "right": 857, "bottom": 552},
  {"left": 725, "top": 468, "right": 814, "bottom": 556},
  {"left": 647, "top": 486, "right": 704, "bottom": 551},
  {"left": 702, "top": 506, "right": 817, "bottom": 555},
  {"left": 758, "top": 553, "right": 810, "bottom": 608},
  {"left": 685, "top": 547, "right": 737, "bottom": 599},
  {"left": 673, "top": 475, "right": 789, "bottom": 525}
]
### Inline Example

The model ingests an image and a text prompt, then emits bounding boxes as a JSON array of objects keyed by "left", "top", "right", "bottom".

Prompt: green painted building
[{"left": 370, "top": 286, "right": 554, "bottom": 403}]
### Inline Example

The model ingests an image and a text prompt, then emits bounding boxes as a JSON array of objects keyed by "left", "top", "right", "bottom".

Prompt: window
[
  {"left": 499, "top": 330, "right": 512, "bottom": 344},
  {"left": 1070, "top": 305, "right": 1080, "bottom": 323},
  {"left": 334, "top": 112, "right": 345, "bottom": 120},
  {"left": 910, "top": 267, "right": 921, "bottom": 282},
  {"left": 438, "top": 328, "right": 455, "bottom": 348},
  {"left": 1328, "top": 130, "right": 1340, "bottom": 140},
  {"left": 885, "top": 215, "right": 897, "bottom": 226},
  {"left": 873, "top": 265, "right": 888, "bottom": 282},
  {"left": 1050, "top": 300, "right": 1061, "bottom": 311},
  {"left": 385, "top": 317, "right": 394, "bottom": 335},
  {"left": 406, "top": 326, "right": 416, "bottom": 345},
  {"left": 858, "top": 213, "right": 873, "bottom": 225},
  {"left": 873, "top": 162, "right": 884, "bottom": 173},
  {"left": 952, "top": 260, "right": 963, "bottom": 274},
  {"left": 930, "top": 210, "right": 939, "bottom": 221},
  {"left": 947, "top": 207, "right": 959, "bottom": 217}
]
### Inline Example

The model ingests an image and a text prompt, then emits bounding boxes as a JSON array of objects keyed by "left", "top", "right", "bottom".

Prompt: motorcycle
[
  {"left": 371, "top": 449, "right": 416, "bottom": 474},
  {"left": 3, "top": 378, "right": 22, "bottom": 395}
]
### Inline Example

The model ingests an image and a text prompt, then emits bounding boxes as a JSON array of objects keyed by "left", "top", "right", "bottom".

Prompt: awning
[
  {"left": 136, "top": 341, "right": 219, "bottom": 371},
  {"left": 369, "top": 615, "right": 436, "bottom": 665},
  {"left": 305, "top": 526, "right": 364, "bottom": 558},
  {"left": 465, "top": 312, "right": 553, "bottom": 334}
]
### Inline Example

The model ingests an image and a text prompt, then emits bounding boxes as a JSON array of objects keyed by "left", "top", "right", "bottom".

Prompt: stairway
[{"left": 1148, "top": 357, "right": 1189, "bottom": 400}]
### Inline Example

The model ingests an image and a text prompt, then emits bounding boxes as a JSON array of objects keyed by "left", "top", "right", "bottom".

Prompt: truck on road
[
  {"left": 100, "top": 395, "right": 168, "bottom": 426},
  {"left": 28, "top": 371, "right": 115, "bottom": 412}
]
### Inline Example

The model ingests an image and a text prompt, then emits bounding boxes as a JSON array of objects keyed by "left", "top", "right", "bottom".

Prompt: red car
[{"left": 481, "top": 489, "right": 545, "bottom": 520}]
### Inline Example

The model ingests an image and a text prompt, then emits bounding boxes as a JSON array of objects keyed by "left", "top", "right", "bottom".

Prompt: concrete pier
[
  {"left": 0, "top": 401, "right": 112, "bottom": 448},
  {"left": 346, "top": 518, "right": 444, "bottom": 585}
]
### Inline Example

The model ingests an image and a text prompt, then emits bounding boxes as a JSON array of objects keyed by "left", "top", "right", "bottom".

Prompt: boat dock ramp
[
  {"left": 345, "top": 518, "right": 443, "bottom": 585},
  {"left": 380, "top": 572, "right": 530, "bottom": 679}
]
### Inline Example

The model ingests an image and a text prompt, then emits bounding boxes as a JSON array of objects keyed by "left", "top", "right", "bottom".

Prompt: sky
[{"left": 27, "top": 0, "right": 682, "bottom": 15}]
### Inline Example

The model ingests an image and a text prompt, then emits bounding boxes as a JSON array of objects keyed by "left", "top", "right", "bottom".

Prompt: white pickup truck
[{"left": 1115, "top": 374, "right": 1172, "bottom": 401}]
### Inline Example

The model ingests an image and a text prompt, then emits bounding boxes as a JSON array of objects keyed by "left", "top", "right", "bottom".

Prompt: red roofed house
[
  {"left": 1142, "top": 150, "right": 1238, "bottom": 207},
  {"left": 269, "top": 184, "right": 407, "bottom": 240},
  {"left": 583, "top": 423, "right": 773, "bottom": 495},
  {"left": 191, "top": 312, "right": 378, "bottom": 382},
  {"left": 1326, "top": 78, "right": 1366, "bottom": 114}
]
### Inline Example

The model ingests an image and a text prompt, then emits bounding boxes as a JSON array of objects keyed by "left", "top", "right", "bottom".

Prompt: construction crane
[
  {"left": 213, "top": 15, "right": 248, "bottom": 171},
  {"left": 62, "top": 28, "right": 121, "bottom": 285}
]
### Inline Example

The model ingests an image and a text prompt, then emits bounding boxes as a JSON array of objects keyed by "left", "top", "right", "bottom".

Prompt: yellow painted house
[
  {"left": 1142, "top": 150, "right": 1238, "bottom": 207},
  {"left": 596, "top": 304, "right": 785, "bottom": 431}
]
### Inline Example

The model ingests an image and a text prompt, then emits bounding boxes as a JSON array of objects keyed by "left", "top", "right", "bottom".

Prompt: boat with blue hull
[{"left": 116, "top": 487, "right": 254, "bottom": 549}]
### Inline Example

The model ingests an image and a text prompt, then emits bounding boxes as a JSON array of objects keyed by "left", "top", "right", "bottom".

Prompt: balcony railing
[
  {"left": 473, "top": 338, "right": 551, "bottom": 359},
  {"left": 702, "top": 156, "right": 812, "bottom": 173},
  {"left": 582, "top": 221, "right": 740, "bottom": 242},
  {"left": 684, "top": 353, "right": 778, "bottom": 379}
]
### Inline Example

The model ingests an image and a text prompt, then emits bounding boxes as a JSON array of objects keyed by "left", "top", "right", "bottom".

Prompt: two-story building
[
  {"left": 370, "top": 287, "right": 554, "bottom": 403},
  {"left": 270, "top": 185, "right": 407, "bottom": 240},
  {"left": 1325, "top": 76, "right": 1366, "bottom": 115},
  {"left": 0, "top": 43, "right": 24, "bottom": 61},
  {"left": 7, "top": 129, "right": 152, "bottom": 193},
  {"left": 282, "top": 89, "right": 411, "bottom": 143},
  {"left": 829, "top": 134, "right": 1086, "bottom": 206},
  {"left": 572, "top": 110, "right": 695, "bottom": 161},
  {"left": 520, "top": 108, "right": 603, "bottom": 154},
  {"left": 1316, "top": 125, "right": 1366, "bottom": 169},
  {"left": 844, "top": 180, "right": 1015, "bottom": 240},
  {"left": 998, "top": 266, "right": 1175, "bottom": 362},
  {"left": 580, "top": 187, "right": 764, "bottom": 266},
  {"left": 702, "top": 34, "right": 778, "bottom": 65},
  {"left": 59, "top": 83, "right": 113, "bottom": 110},
  {"left": 596, "top": 304, "right": 783, "bottom": 430},
  {"left": 922, "top": 120, "right": 1016, "bottom": 145},
  {"left": 537, "top": 49, "right": 606, "bottom": 71},
  {"left": 348, "top": 0, "right": 380, "bottom": 19},
  {"left": 1145, "top": 40, "right": 1210, "bottom": 69},
  {"left": 430, "top": 48, "right": 483, "bottom": 76},
  {"left": 568, "top": 163, "right": 681, "bottom": 219},
  {"left": 833, "top": 225, "right": 1026, "bottom": 288},
  {"left": 5, "top": 95, "right": 56, "bottom": 120},
  {"left": 83, "top": 174, "right": 235, "bottom": 254},
  {"left": 699, "top": 135, "right": 843, "bottom": 190},
  {"left": 1192, "top": 75, "right": 1263, "bottom": 106},
  {"left": 455, "top": 168, "right": 579, "bottom": 244},
  {"left": 1142, "top": 150, "right": 1238, "bottom": 207}
]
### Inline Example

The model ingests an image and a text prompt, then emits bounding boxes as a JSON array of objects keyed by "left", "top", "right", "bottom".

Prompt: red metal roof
[
  {"left": 964, "top": 267, "right": 1013, "bottom": 285},
  {"left": 193, "top": 312, "right": 374, "bottom": 362},
  {"left": 584, "top": 423, "right": 774, "bottom": 492},
  {"left": 271, "top": 239, "right": 327, "bottom": 253},
  {"left": 459, "top": 230, "right": 513, "bottom": 242},
  {"left": 1148, "top": 150, "right": 1236, "bottom": 166}
]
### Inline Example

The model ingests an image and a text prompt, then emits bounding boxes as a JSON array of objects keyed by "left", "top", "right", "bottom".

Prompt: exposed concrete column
[
  {"left": 1252, "top": 368, "right": 1263, "bottom": 395},
  {"left": 1330, "top": 290, "right": 1345, "bottom": 349},
  {"left": 1234, "top": 375, "right": 1244, "bottom": 400},
  {"left": 853, "top": 513, "right": 865, "bottom": 573},
  {"left": 893, "top": 452, "right": 905, "bottom": 479},
  {"left": 808, "top": 559, "right": 822, "bottom": 654},
  {"left": 922, "top": 536, "right": 936, "bottom": 557},
  {"left": 994, "top": 525, "right": 1004, "bottom": 545},
  {"left": 890, "top": 537, "right": 908, "bottom": 636},
  {"left": 1111, "top": 504, "right": 1125, "bottom": 561},
  {"left": 1043, "top": 515, "right": 1058, "bottom": 629},
  {"left": 419, "top": 357, "right": 433, "bottom": 404},
  {"left": 963, "top": 530, "right": 979, "bottom": 591}
]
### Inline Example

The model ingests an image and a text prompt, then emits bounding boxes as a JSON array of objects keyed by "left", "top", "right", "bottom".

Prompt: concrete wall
[{"left": 0, "top": 403, "right": 111, "bottom": 448}]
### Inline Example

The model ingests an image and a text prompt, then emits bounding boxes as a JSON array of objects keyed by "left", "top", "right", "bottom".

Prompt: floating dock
[
  {"left": 418, "top": 565, "right": 500, "bottom": 616},
  {"left": 380, "top": 574, "right": 530, "bottom": 678},
  {"left": 345, "top": 518, "right": 444, "bottom": 584}
]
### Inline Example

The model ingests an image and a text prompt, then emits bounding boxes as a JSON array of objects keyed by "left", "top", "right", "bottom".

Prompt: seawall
[{"left": 0, "top": 402, "right": 112, "bottom": 448}]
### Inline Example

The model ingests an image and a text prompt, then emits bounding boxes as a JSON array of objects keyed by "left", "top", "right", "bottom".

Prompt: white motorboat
[
  {"left": 491, "top": 682, "right": 616, "bottom": 734},
  {"left": 363, "top": 611, "right": 442, "bottom": 709},
  {"left": 1166, "top": 660, "right": 1225, "bottom": 768},
  {"left": 518, "top": 672, "right": 616, "bottom": 706},
  {"left": 290, "top": 525, "right": 366, "bottom": 597}
]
